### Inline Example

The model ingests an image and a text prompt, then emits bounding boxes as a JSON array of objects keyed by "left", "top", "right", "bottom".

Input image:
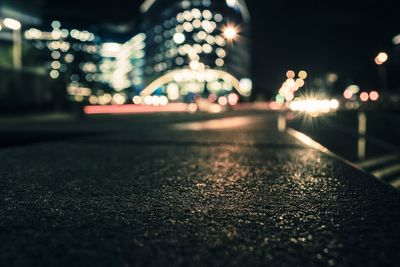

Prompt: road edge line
[{"left": 286, "top": 127, "right": 385, "bottom": 180}]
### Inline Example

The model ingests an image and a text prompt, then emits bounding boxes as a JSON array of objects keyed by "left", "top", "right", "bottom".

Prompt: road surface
[{"left": 0, "top": 111, "right": 399, "bottom": 266}]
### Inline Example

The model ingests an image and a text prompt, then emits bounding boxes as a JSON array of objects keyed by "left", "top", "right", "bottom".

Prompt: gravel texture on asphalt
[{"left": 0, "top": 112, "right": 399, "bottom": 267}]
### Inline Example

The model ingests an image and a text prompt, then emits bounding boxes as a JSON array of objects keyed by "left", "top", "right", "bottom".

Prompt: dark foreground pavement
[{"left": 0, "top": 111, "right": 399, "bottom": 266}]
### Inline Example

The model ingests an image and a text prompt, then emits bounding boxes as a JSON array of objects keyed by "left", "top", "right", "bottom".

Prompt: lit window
[
  {"left": 190, "top": 60, "right": 200, "bottom": 70},
  {"left": 183, "top": 11, "right": 193, "bottom": 21},
  {"left": 202, "top": 44, "right": 212, "bottom": 54},
  {"left": 175, "top": 25, "right": 184, "bottom": 33},
  {"left": 191, "top": 8, "right": 202, "bottom": 19},
  {"left": 197, "top": 31, "right": 207, "bottom": 40},
  {"left": 173, "top": 32, "right": 186, "bottom": 44},
  {"left": 193, "top": 44, "right": 203, "bottom": 53},
  {"left": 202, "top": 20, "right": 214, "bottom": 33},
  {"left": 183, "top": 22, "right": 194, "bottom": 32},
  {"left": 202, "top": 10, "right": 213, "bottom": 20},
  {"left": 177, "top": 13, "right": 184, "bottom": 23},
  {"left": 215, "top": 58, "right": 224, "bottom": 67},
  {"left": 226, "top": 0, "right": 237, "bottom": 8},
  {"left": 206, "top": 35, "right": 215, "bottom": 45},
  {"left": 215, "top": 35, "right": 226, "bottom": 46},
  {"left": 51, "top": 61, "right": 61, "bottom": 69},
  {"left": 50, "top": 70, "right": 60, "bottom": 79},
  {"left": 51, "top": 21, "right": 61, "bottom": 29},
  {"left": 192, "top": 19, "right": 202, "bottom": 28}
]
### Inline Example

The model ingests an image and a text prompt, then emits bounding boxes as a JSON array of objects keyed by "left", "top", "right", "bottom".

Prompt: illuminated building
[
  {"left": 136, "top": 0, "right": 252, "bottom": 102},
  {"left": 24, "top": 21, "right": 103, "bottom": 103},
  {"left": 100, "top": 34, "right": 146, "bottom": 96}
]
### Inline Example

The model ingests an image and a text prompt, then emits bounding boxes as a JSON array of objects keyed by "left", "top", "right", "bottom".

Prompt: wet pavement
[{"left": 0, "top": 111, "right": 399, "bottom": 266}]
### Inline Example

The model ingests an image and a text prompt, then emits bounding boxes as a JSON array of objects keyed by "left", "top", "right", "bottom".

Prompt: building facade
[{"left": 136, "top": 0, "right": 252, "bottom": 102}]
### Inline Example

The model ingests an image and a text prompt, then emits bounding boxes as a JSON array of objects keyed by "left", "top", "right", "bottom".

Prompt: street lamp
[
  {"left": 375, "top": 52, "right": 388, "bottom": 65},
  {"left": 374, "top": 52, "right": 388, "bottom": 92},
  {"left": 223, "top": 26, "right": 237, "bottom": 40},
  {"left": 2, "top": 18, "right": 22, "bottom": 70},
  {"left": 3, "top": 18, "right": 21, "bottom": 30}
]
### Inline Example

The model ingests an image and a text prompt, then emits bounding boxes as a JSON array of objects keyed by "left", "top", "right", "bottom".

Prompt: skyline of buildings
[
  {"left": 2, "top": 0, "right": 399, "bottom": 109},
  {"left": 1, "top": 0, "right": 254, "bottom": 106},
  {"left": 105, "top": 0, "right": 253, "bottom": 105}
]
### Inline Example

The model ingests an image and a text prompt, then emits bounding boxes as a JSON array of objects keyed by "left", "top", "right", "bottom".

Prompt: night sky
[{"left": 42, "top": 0, "right": 399, "bottom": 97}]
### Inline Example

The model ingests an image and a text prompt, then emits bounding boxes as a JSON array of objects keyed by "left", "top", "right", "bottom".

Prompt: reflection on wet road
[{"left": 174, "top": 116, "right": 259, "bottom": 131}]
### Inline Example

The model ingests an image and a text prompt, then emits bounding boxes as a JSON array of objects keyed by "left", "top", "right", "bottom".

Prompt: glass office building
[{"left": 137, "top": 0, "right": 252, "bottom": 103}]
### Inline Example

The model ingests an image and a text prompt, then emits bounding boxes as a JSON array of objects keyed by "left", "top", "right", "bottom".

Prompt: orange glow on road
[{"left": 174, "top": 116, "right": 257, "bottom": 131}]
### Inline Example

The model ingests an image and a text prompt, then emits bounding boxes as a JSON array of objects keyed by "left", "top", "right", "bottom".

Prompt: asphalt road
[{"left": 1, "top": 111, "right": 400, "bottom": 266}]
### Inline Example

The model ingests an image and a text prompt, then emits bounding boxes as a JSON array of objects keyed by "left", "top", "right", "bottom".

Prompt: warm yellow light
[
  {"left": 155, "top": 96, "right": 168, "bottom": 106},
  {"left": 369, "top": 91, "right": 379, "bottom": 101},
  {"left": 343, "top": 90, "right": 353, "bottom": 100},
  {"left": 375, "top": 52, "right": 388, "bottom": 65},
  {"left": 330, "top": 99, "right": 340, "bottom": 109},
  {"left": 295, "top": 78, "right": 305, "bottom": 88},
  {"left": 228, "top": 93, "right": 239, "bottom": 105},
  {"left": 188, "top": 103, "right": 198, "bottom": 113},
  {"left": 360, "top": 92, "right": 369, "bottom": 102},
  {"left": 289, "top": 99, "right": 338, "bottom": 114},
  {"left": 346, "top": 85, "right": 360, "bottom": 94},
  {"left": 223, "top": 26, "right": 237, "bottom": 40},
  {"left": 190, "top": 60, "right": 200, "bottom": 70},
  {"left": 175, "top": 117, "right": 255, "bottom": 131},
  {"left": 218, "top": 96, "right": 228, "bottom": 106},
  {"left": 4, "top": 18, "right": 21, "bottom": 30},
  {"left": 298, "top": 70, "right": 308, "bottom": 79},
  {"left": 140, "top": 69, "right": 247, "bottom": 97},
  {"left": 113, "top": 93, "right": 126, "bottom": 105},
  {"left": 132, "top": 96, "right": 142, "bottom": 104},
  {"left": 167, "top": 83, "right": 180, "bottom": 101},
  {"left": 226, "top": 0, "right": 237, "bottom": 7},
  {"left": 101, "top": 42, "right": 122, "bottom": 57},
  {"left": 89, "top": 95, "right": 98, "bottom": 105},
  {"left": 286, "top": 70, "right": 295, "bottom": 79}
]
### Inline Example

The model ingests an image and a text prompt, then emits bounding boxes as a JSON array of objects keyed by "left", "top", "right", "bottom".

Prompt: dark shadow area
[
  {"left": 0, "top": 131, "right": 100, "bottom": 149},
  {"left": 74, "top": 139, "right": 308, "bottom": 150}
]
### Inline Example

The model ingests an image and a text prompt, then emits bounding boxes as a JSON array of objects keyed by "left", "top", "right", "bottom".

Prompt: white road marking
[
  {"left": 357, "top": 154, "right": 399, "bottom": 169},
  {"left": 391, "top": 178, "right": 400, "bottom": 189}
]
